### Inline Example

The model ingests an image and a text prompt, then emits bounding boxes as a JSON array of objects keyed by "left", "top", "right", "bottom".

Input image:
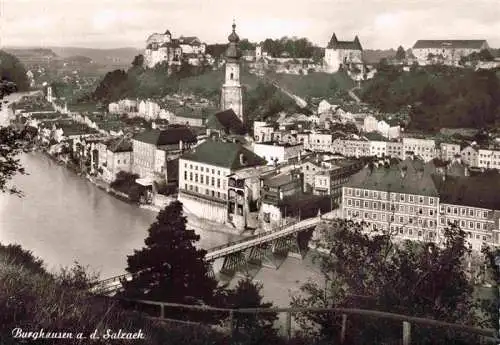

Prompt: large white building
[
  {"left": 178, "top": 140, "right": 267, "bottom": 225},
  {"left": 253, "top": 142, "right": 303, "bottom": 165},
  {"left": 342, "top": 157, "right": 500, "bottom": 251},
  {"left": 323, "top": 33, "right": 363, "bottom": 73},
  {"left": 143, "top": 30, "right": 206, "bottom": 69},
  {"left": 402, "top": 137, "right": 436, "bottom": 162},
  {"left": 412, "top": 40, "right": 489, "bottom": 66}
]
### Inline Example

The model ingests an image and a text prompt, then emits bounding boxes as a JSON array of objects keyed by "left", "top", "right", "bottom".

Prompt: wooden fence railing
[{"left": 101, "top": 297, "right": 497, "bottom": 345}]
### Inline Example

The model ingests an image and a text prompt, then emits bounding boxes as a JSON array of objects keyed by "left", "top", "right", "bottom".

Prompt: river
[{"left": 0, "top": 153, "right": 321, "bottom": 307}]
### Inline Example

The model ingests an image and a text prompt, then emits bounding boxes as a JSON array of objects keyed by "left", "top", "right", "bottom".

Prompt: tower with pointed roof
[
  {"left": 324, "top": 32, "right": 363, "bottom": 73},
  {"left": 220, "top": 21, "right": 244, "bottom": 123}
]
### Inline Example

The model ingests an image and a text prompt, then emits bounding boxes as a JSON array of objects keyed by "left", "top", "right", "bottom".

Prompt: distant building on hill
[
  {"left": 143, "top": 29, "right": 206, "bottom": 69},
  {"left": 411, "top": 39, "right": 489, "bottom": 66},
  {"left": 323, "top": 33, "right": 363, "bottom": 73}
]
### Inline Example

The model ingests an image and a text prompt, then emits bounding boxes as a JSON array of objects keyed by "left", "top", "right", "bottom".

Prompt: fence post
[
  {"left": 286, "top": 311, "right": 292, "bottom": 340},
  {"left": 228, "top": 310, "right": 234, "bottom": 337},
  {"left": 340, "top": 314, "right": 347, "bottom": 344},
  {"left": 402, "top": 321, "right": 411, "bottom": 345}
]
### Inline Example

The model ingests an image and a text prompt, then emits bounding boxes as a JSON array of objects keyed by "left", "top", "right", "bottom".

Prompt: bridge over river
[{"left": 92, "top": 215, "right": 327, "bottom": 295}]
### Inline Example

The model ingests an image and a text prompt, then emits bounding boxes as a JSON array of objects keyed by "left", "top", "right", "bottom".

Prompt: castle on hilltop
[
  {"left": 323, "top": 33, "right": 363, "bottom": 73},
  {"left": 143, "top": 29, "right": 207, "bottom": 69}
]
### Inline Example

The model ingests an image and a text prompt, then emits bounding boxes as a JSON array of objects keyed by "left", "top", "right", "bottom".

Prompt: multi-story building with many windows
[
  {"left": 132, "top": 126, "right": 196, "bottom": 180},
  {"left": 342, "top": 157, "right": 500, "bottom": 251},
  {"left": 178, "top": 140, "right": 266, "bottom": 225}
]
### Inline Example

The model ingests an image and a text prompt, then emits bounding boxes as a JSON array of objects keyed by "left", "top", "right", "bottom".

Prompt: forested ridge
[{"left": 361, "top": 64, "right": 500, "bottom": 131}]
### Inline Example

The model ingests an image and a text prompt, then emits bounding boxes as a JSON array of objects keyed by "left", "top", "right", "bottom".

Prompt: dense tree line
[
  {"left": 360, "top": 64, "right": 500, "bottom": 131},
  {"left": 291, "top": 219, "right": 495, "bottom": 344},
  {"left": 261, "top": 37, "right": 323, "bottom": 60}
]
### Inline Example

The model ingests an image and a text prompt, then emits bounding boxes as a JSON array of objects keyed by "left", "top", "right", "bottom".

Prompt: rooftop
[
  {"left": 181, "top": 140, "right": 267, "bottom": 170},
  {"left": 432, "top": 172, "right": 500, "bottom": 210},
  {"left": 133, "top": 126, "right": 197, "bottom": 146},
  {"left": 345, "top": 157, "right": 439, "bottom": 197}
]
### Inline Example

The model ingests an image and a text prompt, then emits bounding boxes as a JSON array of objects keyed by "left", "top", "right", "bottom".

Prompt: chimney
[
  {"left": 179, "top": 140, "right": 183, "bottom": 151},
  {"left": 401, "top": 167, "right": 407, "bottom": 179}
]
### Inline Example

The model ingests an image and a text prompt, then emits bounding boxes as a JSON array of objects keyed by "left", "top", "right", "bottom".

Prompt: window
[
  {"left": 184, "top": 171, "right": 187, "bottom": 180},
  {"left": 347, "top": 188, "right": 352, "bottom": 196},
  {"left": 373, "top": 213, "right": 377, "bottom": 220},
  {"left": 206, "top": 175, "right": 209, "bottom": 184},
  {"left": 364, "top": 201, "right": 369, "bottom": 208},
  {"left": 419, "top": 197, "right": 424, "bottom": 204},
  {"left": 217, "top": 179, "right": 220, "bottom": 188},
  {"left": 201, "top": 167, "right": 204, "bottom": 172},
  {"left": 211, "top": 190, "right": 215, "bottom": 197},
  {"left": 400, "top": 194, "right": 405, "bottom": 202},
  {"left": 211, "top": 177, "right": 215, "bottom": 186},
  {"left": 469, "top": 221, "right": 474, "bottom": 228},
  {"left": 347, "top": 210, "right": 352, "bottom": 216},
  {"left": 217, "top": 192, "right": 221, "bottom": 198},
  {"left": 429, "top": 209, "right": 434, "bottom": 216},
  {"left": 190, "top": 164, "right": 192, "bottom": 169},
  {"left": 429, "top": 198, "right": 434, "bottom": 205},
  {"left": 483, "top": 211, "right": 488, "bottom": 218},
  {"left": 381, "top": 203, "right": 386, "bottom": 210},
  {"left": 347, "top": 199, "right": 353, "bottom": 206},
  {"left": 355, "top": 200, "right": 360, "bottom": 207},
  {"left": 200, "top": 175, "right": 204, "bottom": 183},
  {"left": 189, "top": 172, "right": 193, "bottom": 181},
  {"left": 460, "top": 220, "right": 465, "bottom": 227},
  {"left": 399, "top": 216, "right": 404, "bottom": 223},
  {"left": 364, "top": 190, "right": 369, "bottom": 197},
  {"left": 117, "top": 159, "right": 120, "bottom": 164},
  {"left": 483, "top": 236, "right": 487, "bottom": 241},
  {"left": 453, "top": 208, "right": 458, "bottom": 215},
  {"left": 373, "top": 202, "right": 378, "bottom": 209},
  {"left": 409, "top": 195, "right": 414, "bottom": 202},
  {"left": 218, "top": 170, "right": 221, "bottom": 176},
  {"left": 212, "top": 169, "right": 215, "bottom": 174},
  {"left": 355, "top": 189, "right": 360, "bottom": 197},
  {"left": 476, "top": 222, "right": 481, "bottom": 229},
  {"left": 468, "top": 209, "right": 473, "bottom": 217},
  {"left": 373, "top": 191, "right": 378, "bottom": 198},
  {"left": 195, "top": 174, "right": 198, "bottom": 183}
]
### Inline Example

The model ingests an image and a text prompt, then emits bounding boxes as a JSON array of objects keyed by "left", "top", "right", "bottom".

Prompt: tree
[
  {"left": 120, "top": 201, "right": 218, "bottom": 306},
  {"left": 0, "top": 50, "right": 29, "bottom": 91},
  {"left": 0, "top": 127, "right": 25, "bottom": 196},
  {"left": 395, "top": 45, "right": 406, "bottom": 60},
  {"left": 218, "top": 276, "right": 280, "bottom": 345},
  {"left": 291, "top": 219, "right": 484, "bottom": 345}
]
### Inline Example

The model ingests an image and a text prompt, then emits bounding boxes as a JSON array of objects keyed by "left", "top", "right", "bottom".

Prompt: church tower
[{"left": 220, "top": 21, "right": 244, "bottom": 123}]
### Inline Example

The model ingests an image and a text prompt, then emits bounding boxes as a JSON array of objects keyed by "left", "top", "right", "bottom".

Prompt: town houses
[
  {"left": 342, "top": 156, "right": 500, "bottom": 251},
  {"left": 17, "top": 23, "right": 500, "bottom": 254}
]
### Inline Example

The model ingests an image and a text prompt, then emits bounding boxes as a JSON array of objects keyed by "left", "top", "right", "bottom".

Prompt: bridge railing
[
  {"left": 93, "top": 217, "right": 322, "bottom": 292},
  {"left": 206, "top": 216, "right": 320, "bottom": 255},
  {"left": 98, "top": 296, "right": 497, "bottom": 345}
]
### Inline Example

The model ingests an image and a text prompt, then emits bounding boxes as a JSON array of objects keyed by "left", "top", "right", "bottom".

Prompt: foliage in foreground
[
  {"left": 0, "top": 127, "right": 26, "bottom": 196},
  {"left": 291, "top": 219, "right": 492, "bottom": 345}
]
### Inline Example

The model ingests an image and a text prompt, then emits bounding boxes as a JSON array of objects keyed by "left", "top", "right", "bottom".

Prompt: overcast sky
[{"left": 1, "top": 0, "right": 499, "bottom": 49}]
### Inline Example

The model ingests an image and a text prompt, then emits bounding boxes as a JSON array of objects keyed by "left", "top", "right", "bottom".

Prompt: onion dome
[
  {"left": 228, "top": 23, "right": 240, "bottom": 43},
  {"left": 225, "top": 21, "right": 242, "bottom": 59}
]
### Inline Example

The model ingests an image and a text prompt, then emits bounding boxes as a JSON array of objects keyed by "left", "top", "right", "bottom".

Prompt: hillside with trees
[
  {"left": 360, "top": 63, "right": 500, "bottom": 131},
  {"left": 0, "top": 50, "right": 30, "bottom": 92}
]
